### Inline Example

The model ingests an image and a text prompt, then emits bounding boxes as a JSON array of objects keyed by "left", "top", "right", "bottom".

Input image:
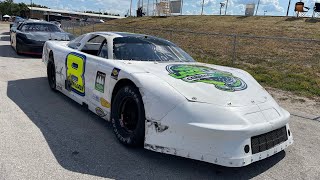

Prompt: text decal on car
[
  {"left": 66, "top": 52, "right": 86, "bottom": 96},
  {"left": 166, "top": 64, "right": 247, "bottom": 92}
]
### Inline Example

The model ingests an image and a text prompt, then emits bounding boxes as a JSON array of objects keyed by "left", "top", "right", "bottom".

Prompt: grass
[{"left": 65, "top": 16, "right": 320, "bottom": 98}]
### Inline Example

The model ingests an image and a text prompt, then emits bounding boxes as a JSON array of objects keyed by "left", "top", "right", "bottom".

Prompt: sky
[{"left": 13, "top": 0, "right": 320, "bottom": 17}]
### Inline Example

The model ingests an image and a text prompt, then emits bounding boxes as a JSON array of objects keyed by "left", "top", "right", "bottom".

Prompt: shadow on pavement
[
  {"left": 0, "top": 45, "right": 39, "bottom": 59},
  {"left": 0, "top": 36, "right": 10, "bottom": 41},
  {"left": 7, "top": 77, "right": 286, "bottom": 180},
  {"left": 1, "top": 32, "right": 10, "bottom": 35}
]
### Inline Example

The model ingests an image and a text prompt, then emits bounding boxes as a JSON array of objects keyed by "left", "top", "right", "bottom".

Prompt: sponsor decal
[
  {"left": 95, "top": 71, "right": 106, "bottom": 93},
  {"left": 95, "top": 107, "right": 106, "bottom": 117},
  {"left": 166, "top": 64, "right": 247, "bottom": 92},
  {"left": 100, "top": 97, "right": 111, "bottom": 108},
  {"left": 92, "top": 94, "right": 100, "bottom": 102},
  {"left": 111, "top": 68, "right": 121, "bottom": 80}
]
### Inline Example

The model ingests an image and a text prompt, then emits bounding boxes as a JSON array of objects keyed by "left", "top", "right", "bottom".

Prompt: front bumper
[
  {"left": 17, "top": 38, "right": 44, "bottom": 55},
  {"left": 144, "top": 101, "right": 293, "bottom": 167},
  {"left": 19, "top": 43, "right": 44, "bottom": 55}
]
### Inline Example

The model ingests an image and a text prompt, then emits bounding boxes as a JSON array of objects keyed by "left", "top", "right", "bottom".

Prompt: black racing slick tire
[
  {"left": 47, "top": 57, "right": 56, "bottom": 91},
  {"left": 15, "top": 39, "right": 22, "bottom": 55},
  {"left": 111, "top": 85, "right": 145, "bottom": 147}
]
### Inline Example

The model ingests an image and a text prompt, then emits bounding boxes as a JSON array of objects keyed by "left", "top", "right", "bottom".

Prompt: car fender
[{"left": 112, "top": 70, "right": 186, "bottom": 122}]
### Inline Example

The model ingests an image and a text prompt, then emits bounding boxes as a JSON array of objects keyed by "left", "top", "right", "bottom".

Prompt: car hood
[
  {"left": 122, "top": 61, "right": 272, "bottom": 107},
  {"left": 24, "top": 31, "right": 72, "bottom": 41}
]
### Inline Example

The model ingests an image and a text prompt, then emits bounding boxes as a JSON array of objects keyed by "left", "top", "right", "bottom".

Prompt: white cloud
[{"left": 235, "top": 0, "right": 283, "bottom": 12}]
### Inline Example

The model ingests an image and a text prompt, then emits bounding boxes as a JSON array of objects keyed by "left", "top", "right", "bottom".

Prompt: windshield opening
[
  {"left": 113, "top": 37, "right": 195, "bottom": 62},
  {"left": 21, "top": 23, "right": 62, "bottom": 32}
]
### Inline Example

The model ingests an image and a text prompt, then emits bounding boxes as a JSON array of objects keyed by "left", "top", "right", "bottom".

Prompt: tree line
[
  {"left": 0, "top": 0, "right": 47, "bottom": 17},
  {"left": 84, "top": 11, "right": 120, "bottom": 17}
]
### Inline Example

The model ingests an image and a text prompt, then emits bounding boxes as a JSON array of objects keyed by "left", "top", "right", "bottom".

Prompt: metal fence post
[
  {"left": 232, "top": 34, "right": 237, "bottom": 65},
  {"left": 72, "top": 25, "right": 75, "bottom": 35},
  {"left": 93, "top": 23, "right": 95, "bottom": 32}
]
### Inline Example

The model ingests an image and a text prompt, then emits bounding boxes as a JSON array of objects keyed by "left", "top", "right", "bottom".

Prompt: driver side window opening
[
  {"left": 81, "top": 35, "right": 105, "bottom": 56},
  {"left": 98, "top": 40, "right": 108, "bottom": 59}
]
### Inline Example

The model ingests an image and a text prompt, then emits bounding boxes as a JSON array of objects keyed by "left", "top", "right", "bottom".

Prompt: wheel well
[
  {"left": 49, "top": 51, "right": 54, "bottom": 62},
  {"left": 111, "top": 79, "right": 138, "bottom": 104}
]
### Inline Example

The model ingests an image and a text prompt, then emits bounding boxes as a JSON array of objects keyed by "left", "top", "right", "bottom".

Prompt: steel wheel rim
[{"left": 118, "top": 97, "right": 139, "bottom": 133}]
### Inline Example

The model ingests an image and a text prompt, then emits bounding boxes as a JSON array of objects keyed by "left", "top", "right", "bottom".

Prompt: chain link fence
[{"left": 61, "top": 21, "right": 320, "bottom": 97}]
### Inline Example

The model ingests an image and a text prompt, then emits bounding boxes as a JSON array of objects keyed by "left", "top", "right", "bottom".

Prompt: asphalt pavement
[{"left": 0, "top": 23, "right": 319, "bottom": 180}]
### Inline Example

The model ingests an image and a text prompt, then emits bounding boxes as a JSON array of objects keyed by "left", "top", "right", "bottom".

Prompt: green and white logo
[
  {"left": 95, "top": 71, "right": 106, "bottom": 93},
  {"left": 166, "top": 64, "right": 247, "bottom": 92}
]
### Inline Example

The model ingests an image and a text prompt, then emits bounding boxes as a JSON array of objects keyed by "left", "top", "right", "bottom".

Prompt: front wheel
[
  {"left": 111, "top": 85, "right": 145, "bottom": 147},
  {"left": 15, "top": 41, "right": 22, "bottom": 55},
  {"left": 47, "top": 58, "right": 56, "bottom": 91}
]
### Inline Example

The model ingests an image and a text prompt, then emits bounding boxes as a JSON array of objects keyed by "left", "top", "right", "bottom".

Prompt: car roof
[
  {"left": 92, "top": 32, "right": 174, "bottom": 45},
  {"left": 22, "top": 20, "right": 55, "bottom": 25}
]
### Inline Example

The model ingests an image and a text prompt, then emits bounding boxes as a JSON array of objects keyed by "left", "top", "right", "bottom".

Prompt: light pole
[
  {"left": 181, "top": 0, "right": 184, "bottom": 15},
  {"left": 225, "top": 0, "right": 229, "bottom": 15},
  {"left": 286, "top": 0, "right": 291, "bottom": 16},
  {"left": 220, "top": 3, "right": 225, "bottom": 15},
  {"left": 255, "top": 0, "right": 260, "bottom": 16},
  {"left": 130, "top": 0, "right": 132, "bottom": 16},
  {"left": 201, "top": 0, "right": 205, "bottom": 15},
  {"left": 30, "top": 0, "right": 33, "bottom": 18},
  {"left": 147, "top": 0, "right": 150, "bottom": 16}
]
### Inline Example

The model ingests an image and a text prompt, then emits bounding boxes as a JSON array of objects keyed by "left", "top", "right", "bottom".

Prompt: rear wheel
[
  {"left": 47, "top": 57, "right": 56, "bottom": 91},
  {"left": 111, "top": 85, "right": 145, "bottom": 146}
]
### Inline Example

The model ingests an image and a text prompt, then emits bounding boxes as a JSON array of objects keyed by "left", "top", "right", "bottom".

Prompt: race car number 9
[{"left": 66, "top": 52, "right": 86, "bottom": 96}]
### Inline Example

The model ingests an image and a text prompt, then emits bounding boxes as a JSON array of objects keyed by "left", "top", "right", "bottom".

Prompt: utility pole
[
  {"left": 286, "top": 0, "right": 291, "bottom": 16},
  {"left": 201, "top": 0, "right": 205, "bottom": 15},
  {"left": 30, "top": 0, "right": 33, "bottom": 18},
  {"left": 130, "top": 0, "right": 132, "bottom": 16},
  {"left": 181, "top": 0, "right": 183, "bottom": 15},
  {"left": 147, "top": 0, "right": 150, "bottom": 16},
  {"left": 225, "top": 0, "right": 229, "bottom": 15},
  {"left": 255, "top": 0, "right": 260, "bottom": 16},
  {"left": 220, "top": 3, "right": 225, "bottom": 15}
]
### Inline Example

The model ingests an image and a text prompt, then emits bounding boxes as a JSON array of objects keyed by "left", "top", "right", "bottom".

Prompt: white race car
[{"left": 42, "top": 32, "right": 293, "bottom": 167}]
